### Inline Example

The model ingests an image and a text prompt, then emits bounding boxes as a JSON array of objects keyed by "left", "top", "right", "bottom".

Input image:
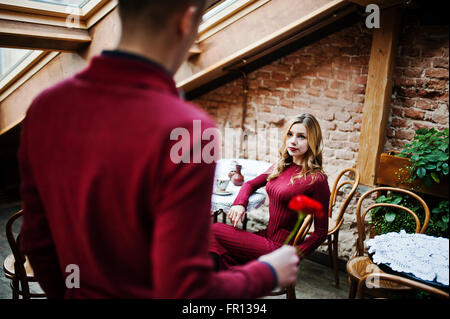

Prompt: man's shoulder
[{"left": 26, "top": 77, "right": 74, "bottom": 116}]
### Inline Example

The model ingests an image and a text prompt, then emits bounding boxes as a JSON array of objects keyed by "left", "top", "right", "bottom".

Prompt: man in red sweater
[{"left": 18, "top": 0, "right": 299, "bottom": 298}]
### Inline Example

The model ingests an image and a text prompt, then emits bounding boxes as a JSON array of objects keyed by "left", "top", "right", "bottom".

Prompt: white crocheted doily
[{"left": 367, "top": 230, "right": 449, "bottom": 286}]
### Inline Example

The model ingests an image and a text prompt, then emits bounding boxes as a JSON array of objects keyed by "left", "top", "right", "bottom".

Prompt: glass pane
[
  {"left": 28, "top": 0, "right": 91, "bottom": 8},
  {"left": 202, "top": 0, "right": 239, "bottom": 23},
  {"left": 0, "top": 48, "right": 33, "bottom": 81}
]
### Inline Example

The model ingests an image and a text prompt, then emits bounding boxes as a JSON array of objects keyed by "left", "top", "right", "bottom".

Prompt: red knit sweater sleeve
[
  {"left": 297, "top": 173, "right": 330, "bottom": 258},
  {"left": 232, "top": 164, "right": 274, "bottom": 209},
  {"left": 151, "top": 121, "right": 275, "bottom": 298}
]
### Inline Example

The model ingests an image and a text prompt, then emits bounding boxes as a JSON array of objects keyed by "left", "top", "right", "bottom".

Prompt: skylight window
[
  {"left": 0, "top": 0, "right": 106, "bottom": 16},
  {"left": 0, "top": 48, "right": 33, "bottom": 82},
  {"left": 198, "top": 0, "right": 266, "bottom": 42},
  {"left": 202, "top": 0, "right": 239, "bottom": 23},
  {"left": 28, "top": 0, "right": 91, "bottom": 8},
  {"left": 0, "top": 0, "right": 115, "bottom": 95}
]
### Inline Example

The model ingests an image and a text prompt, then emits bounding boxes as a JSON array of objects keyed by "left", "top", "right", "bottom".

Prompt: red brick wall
[{"left": 387, "top": 15, "right": 449, "bottom": 150}]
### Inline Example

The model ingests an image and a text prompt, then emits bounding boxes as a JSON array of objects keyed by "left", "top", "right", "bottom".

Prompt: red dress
[{"left": 209, "top": 164, "right": 330, "bottom": 269}]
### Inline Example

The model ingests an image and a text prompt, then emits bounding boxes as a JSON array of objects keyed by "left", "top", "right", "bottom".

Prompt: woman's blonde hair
[{"left": 267, "top": 113, "right": 325, "bottom": 184}]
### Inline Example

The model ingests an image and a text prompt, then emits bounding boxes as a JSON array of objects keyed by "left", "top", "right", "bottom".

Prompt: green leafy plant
[
  {"left": 397, "top": 128, "right": 449, "bottom": 188},
  {"left": 369, "top": 194, "right": 449, "bottom": 238},
  {"left": 372, "top": 128, "right": 449, "bottom": 238},
  {"left": 370, "top": 194, "right": 422, "bottom": 234},
  {"left": 431, "top": 200, "right": 449, "bottom": 233}
]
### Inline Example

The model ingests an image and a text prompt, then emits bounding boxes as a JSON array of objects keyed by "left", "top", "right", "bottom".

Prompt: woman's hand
[{"left": 227, "top": 205, "right": 246, "bottom": 228}]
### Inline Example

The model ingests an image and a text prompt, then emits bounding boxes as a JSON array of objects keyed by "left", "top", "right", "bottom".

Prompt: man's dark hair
[{"left": 118, "top": 0, "right": 208, "bottom": 32}]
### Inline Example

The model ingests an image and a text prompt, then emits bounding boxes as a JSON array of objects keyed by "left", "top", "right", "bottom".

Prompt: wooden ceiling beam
[
  {"left": 345, "top": 0, "right": 409, "bottom": 9},
  {"left": 0, "top": 18, "right": 91, "bottom": 51}
]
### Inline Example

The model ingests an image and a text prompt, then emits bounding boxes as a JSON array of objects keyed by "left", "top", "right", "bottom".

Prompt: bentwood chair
[
  {"left": 212, "top": 209, "right": 248, "bottom": 230},
  {"left": 2, "top": 210, "right": 46, "bottom": 299},
  {"left": 268, "top": 214, "right": 313, "bottom": 299},
  {"left": 357, "top": 273, "right": 449, "bottom": 299},
  {"left": 307, "top": 168, "right": 360, "bottom": 287},
  {"left": 346, "top": 187, "right": 430, "bottom": 299}
]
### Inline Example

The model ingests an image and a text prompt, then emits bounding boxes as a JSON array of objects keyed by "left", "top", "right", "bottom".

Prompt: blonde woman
[{"left": 209, "top": 113, "right": 330, "bottom": 270}]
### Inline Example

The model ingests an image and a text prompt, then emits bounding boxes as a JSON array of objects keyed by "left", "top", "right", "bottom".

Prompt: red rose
[
  {"left": 284, "top": 195, "right": 325, "bottom": 246},
  {"left": 288, "top": 195, "right": 323, "bottom": 216}
]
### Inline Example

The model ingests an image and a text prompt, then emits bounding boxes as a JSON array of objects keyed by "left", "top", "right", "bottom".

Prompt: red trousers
[{"left": 209, "top": 223, "right": 283, "bottom": 270}]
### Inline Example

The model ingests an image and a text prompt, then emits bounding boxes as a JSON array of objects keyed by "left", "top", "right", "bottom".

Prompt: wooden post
[{"left": 356, "top": 7, "right": 401, "bottom": 186}]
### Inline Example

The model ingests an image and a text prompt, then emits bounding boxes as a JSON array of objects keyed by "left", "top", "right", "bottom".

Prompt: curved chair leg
[
  {"left": 348, "top": 278, "right": 357, "bottom": 299},
  {"left": 11, "top": 278, "right": 19, "bottom": 300},
  {"left": 212, "top": 209, "right": 226, "bottom": 224},
  {"left": 327, "top": 235, "right": 333, "bottom": 269},
  {"left": 286, "top": 285, "right": 296, "bottom": 299},
  {"left": 222, "top": 209, "right": 226, "bottom": 224},
  {"left": 332, "top": 233, "right": 340, "bottom": 288}
]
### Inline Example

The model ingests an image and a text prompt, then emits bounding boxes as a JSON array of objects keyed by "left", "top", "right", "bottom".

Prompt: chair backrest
[
  {"left": 328, "top": 168, "right": 360, "bottom": 234},
  {"left": 5, "top": 210, "right": 31, "bottom": 299},
  {"left": 293, "top": 214, "right": 313, "bottom": 246},
  {"left": 355, "top": 187, "right": 430, "bottom": 256},
  {"left": 358, "top": 273, "right": 449, "bottom": 299}
]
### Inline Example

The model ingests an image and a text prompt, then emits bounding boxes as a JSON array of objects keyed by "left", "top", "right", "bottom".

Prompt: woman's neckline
[{"left": 290, "top": 161, "right": 302, "bottom": 168}]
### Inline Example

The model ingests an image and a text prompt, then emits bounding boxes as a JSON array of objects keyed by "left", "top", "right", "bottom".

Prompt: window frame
[
  {"left": 0, "top": 48, "right": 34, "bottom": 82},
  {"left": 0, "top": 0, "right": 116, "bottom": 97},
  {"left": 0, "top": 0, "right": 116, "bottom": 29},
  {"left": 0, "top": 50, "right": 57, "bottom": 102},
  {"left": 197, "top": 0, "right": 271, "bottom": 42}
]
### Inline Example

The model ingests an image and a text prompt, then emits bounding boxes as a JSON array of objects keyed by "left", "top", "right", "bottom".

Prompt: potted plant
[{"left": 377, "top": 128, "right": 449, "bottom": 199}]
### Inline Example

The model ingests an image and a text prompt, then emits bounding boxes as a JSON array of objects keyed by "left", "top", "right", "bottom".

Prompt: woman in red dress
[{"left": 209, "top": 113, "right": 330, "bottom": 270}]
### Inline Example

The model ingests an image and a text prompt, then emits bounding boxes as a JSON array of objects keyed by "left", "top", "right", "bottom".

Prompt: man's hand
[
  {"left": 227, "top": 205, "right": 246, "bottom": 228},
  {"left": 258, "top": 246, "right": 299, "bottom": 288}
]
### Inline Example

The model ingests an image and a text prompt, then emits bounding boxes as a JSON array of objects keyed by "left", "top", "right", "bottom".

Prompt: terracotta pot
[{"left": 377, "top": 152, "right": 449, "bottom": 199}]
